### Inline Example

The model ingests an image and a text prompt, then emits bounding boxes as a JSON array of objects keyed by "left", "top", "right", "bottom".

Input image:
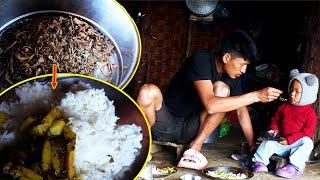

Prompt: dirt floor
[{"left": 146, "top": 125, "right": 320, "bottom": 180}]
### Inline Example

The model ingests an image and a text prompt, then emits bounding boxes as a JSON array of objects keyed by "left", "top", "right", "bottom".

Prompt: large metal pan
[
  {"left": 0, "top": 74, "right": 150, "bottom": 179},
  {"left": 0, "top": 0, "right": 141, "bottom": 89}
]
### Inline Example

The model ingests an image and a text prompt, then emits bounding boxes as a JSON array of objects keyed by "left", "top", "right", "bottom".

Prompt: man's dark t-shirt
[{"left": 164, "top": 51, "right": 242, "bottom": 118}]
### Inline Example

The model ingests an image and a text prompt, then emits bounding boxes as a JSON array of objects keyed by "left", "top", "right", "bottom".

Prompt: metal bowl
[
  {"left": 0, "top": 74, "right": 151, "bottom": 179},
  {"left": 0, "top": 0, "right": 141, "bottom": 89},
  {"left": 202, "top": 166, "right": 254, "bottom": 179}
]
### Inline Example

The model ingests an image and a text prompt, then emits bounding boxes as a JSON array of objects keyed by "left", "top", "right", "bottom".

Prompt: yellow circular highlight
[{"left": 114, "top": 0, "right": 142, "bottom": 90}]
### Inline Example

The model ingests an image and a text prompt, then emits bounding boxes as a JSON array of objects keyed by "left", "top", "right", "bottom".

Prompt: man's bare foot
[{"left": 189, "top": 141, "right": 202, "bottom": 152}]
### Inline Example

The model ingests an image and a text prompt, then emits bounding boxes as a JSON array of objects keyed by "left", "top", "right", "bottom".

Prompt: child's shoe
[
  {"left": 275, "top": 163, "right": 302, "bottom": 178},
  {"left": 252, "top": 161, "right": 268, "bottom": 173}
]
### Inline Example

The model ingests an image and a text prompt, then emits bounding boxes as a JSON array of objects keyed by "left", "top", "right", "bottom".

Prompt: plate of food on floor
[
  {"left": 202, "top": 166, "right": 254, "bottom": 179},
  {"left": 152, "top": 163, "right": 177, "bottom": 178}
]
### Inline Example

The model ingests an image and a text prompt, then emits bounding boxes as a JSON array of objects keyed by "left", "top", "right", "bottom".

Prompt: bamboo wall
[
  {"left": 302, "top": 2, "right": 320, "bottom": 141},
  {"left": 124, "top": 2, "right": 232, "bottom": 97}
]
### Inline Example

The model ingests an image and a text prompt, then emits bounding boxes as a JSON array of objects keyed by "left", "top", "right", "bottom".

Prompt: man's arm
[
  {"left": 237, "top": 106, "right": 255, "bottom": 151},
  {"left": 194, "top": 80, "right": 282, "bottom": 114}
]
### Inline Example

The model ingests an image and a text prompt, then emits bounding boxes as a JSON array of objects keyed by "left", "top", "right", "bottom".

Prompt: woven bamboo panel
[
  {"left": 302, "top": 2, "right": 320, "bottom": 141},
  {"left": 124, "top": 2, "right": 188, "bottom": 97},
  {"left": 143, "top": 2, "right": 188, "bottom": 93},
  {"left": 124, "top": 2, "right": 232, "bottom": 97}
]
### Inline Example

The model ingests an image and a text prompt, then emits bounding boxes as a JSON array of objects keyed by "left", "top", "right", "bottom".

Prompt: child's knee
[{"left": 264, "top": 140, "right": 279, "bottom": 147}]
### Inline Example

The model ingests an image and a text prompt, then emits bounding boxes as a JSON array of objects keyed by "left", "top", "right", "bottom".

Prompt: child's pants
[{"left": 252, "top": 137, "right": 314, "bottom": 171}]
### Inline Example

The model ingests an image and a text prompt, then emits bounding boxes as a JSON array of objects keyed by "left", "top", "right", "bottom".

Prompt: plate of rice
[
  {"left": 0, "top": 74, "right": 151, "bottom": 179},
  {"left": 203, "top": 166, "right": 254, "bottom": 179}
]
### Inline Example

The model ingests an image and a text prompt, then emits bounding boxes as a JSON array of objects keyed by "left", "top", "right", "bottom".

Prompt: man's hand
[
  {"left": 257, "top": 87, "right": 282, "bottom": 103},
  {"left": 279, "top": 138, "right": 288, "bottom": 145}
]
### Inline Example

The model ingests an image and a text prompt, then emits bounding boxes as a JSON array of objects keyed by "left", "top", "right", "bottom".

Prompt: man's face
[
  {"left": 222, "top": 53, "right": 250, "bottom": 79},
  {"left": 289, "top": 80, "right": 302, "bottom": 104}
]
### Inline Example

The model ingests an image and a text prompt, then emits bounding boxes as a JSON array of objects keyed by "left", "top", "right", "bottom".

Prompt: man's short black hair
[{"left": 218, "top": 30, "right": 258, "bottom": 63}]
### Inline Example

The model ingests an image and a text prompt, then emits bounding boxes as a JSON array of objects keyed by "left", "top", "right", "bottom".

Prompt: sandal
[{"left": 177, "top": 149, "right": 208, "bottom": 170}]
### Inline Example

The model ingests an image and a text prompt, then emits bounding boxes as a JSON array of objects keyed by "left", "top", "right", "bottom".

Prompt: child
[{"left": 252, "top": 69, "right": 319, "bottom": 178}]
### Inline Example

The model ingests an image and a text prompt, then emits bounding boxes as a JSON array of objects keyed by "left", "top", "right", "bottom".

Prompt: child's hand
[
  {"left": 267, "top": 130, "right": 279, "bottom": 137},
  {"left": 279, "top": 138, "right": 288, "bottom": 145},
  {"left": 265, "top": 130, "right": 281, "bottom": 141}
]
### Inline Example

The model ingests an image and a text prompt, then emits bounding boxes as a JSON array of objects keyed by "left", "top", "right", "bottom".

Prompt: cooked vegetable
[
  {"left": 51, "top": 142, "right": 62, "bottom": 176},
  {"left": 1, "top": 108, "right": 75, "bottom": 179},
  {"left": 31, "top": 108, "right": 63, "bottom": 136},
  {"left": 0, "top": 111, "right": 8, "bottom": 125},
  {"left": 31, "top": 123, "right": 49, "bottom": 136},
  {"left": 48, "top": 120, "right": 65, "bottom": 136},
  {"left": 16, "top": 166, "right": 43, "bottom": 180},
  {"left": 43, "top": 108, "right": 63, "bottom": 125},
  {"left": 63, "top": 126, "right": 76, "bottom": 141},
  {"left": 206, "top": 169, "right": 247, "bottom": 179},
  {"left": 156, "top": 166, "right": 177, "bottom": 174},
  {"left": 67, "top": 141, "right": 75, "bottom": 179},
  {"left": 20, "top": 116, "right": 37, "bottom": 133},
  {"left": 3, "top": 162, "right": 43, "bottom": 180},
  {"left": 42, "top": 140, "right": 51, "bottom": 171}
]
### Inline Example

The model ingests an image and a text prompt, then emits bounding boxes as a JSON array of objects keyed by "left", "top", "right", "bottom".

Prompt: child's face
[{"left": 289, "top": 80, "right": 302, "bottom": 104}]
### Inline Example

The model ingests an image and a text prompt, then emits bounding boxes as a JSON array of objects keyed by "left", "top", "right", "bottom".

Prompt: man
[{"left": 137, "top": 30, "right": 283, "bottom": 170}]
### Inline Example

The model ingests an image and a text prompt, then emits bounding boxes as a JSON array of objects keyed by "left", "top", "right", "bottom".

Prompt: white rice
[
  {"left": 59, "top": 88, "right": 142, "bottom": 179},
  {"left": 0, "top": 102, "right": 10, "bottom": 114},
  {"left": 0, "top": 81, "right": 52, "bottom": 114},
  {"left": 59, "top": 89, "right": 118, "bottom": 133},
  {"left": 15, "top": 82, "right": 52, "bottom": 105}
]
